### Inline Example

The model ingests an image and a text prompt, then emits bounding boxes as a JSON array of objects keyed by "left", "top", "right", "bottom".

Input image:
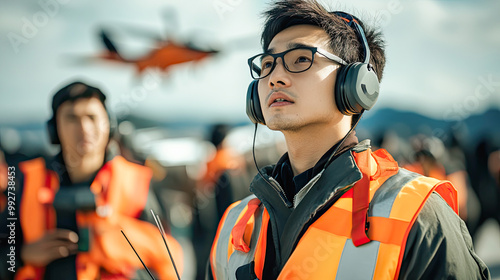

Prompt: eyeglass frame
[{"left": 247, "top": 46, "right": 347, "bottom": 80}]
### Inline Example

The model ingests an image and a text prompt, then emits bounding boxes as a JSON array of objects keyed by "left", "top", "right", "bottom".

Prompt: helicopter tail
[{"left": 100, "top": 29, "right": 122, "bottom": 58}]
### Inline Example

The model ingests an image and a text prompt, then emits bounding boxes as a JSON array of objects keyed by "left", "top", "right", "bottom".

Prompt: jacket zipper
[{"left": 293, "top": 171, "right": 323, "bottom": 207}]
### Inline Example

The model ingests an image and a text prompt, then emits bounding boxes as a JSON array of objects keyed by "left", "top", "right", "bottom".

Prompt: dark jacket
[{"left": 207, "top": 140, "right": 490, "bottom": 279}]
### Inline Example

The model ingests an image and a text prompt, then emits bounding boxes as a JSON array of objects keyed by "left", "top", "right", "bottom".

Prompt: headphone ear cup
[
  {"left": 107, "top": 112, "right": 117, "bottom": 140},
  {"left": 335, "top": 63, "right": 379, "bottom": 115},
  {"left": 335, "top": 65, "right": 350, "bottom": 115},
  {"left": 246, "top": 80, "right": 266, "bottom": 125},
  {"left": 46, "top": 117, "right": 60, "bottom": 144}
]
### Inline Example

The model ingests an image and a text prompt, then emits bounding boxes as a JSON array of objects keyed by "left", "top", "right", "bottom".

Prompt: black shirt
[{"left": 271, "top": 131, "right": 359, "bottom": 202}]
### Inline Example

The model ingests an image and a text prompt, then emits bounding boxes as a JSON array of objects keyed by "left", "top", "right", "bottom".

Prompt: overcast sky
[{"left": 1, "top": 0, "right": 499, "bottom": 125}]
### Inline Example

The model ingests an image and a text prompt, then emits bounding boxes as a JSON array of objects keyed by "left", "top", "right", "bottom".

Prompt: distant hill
[
  {"left": 1, "top": 107, "right": 499, "bottom": 158},
  {"left": 358, "top": 107, "right": 500, "bottom": 148}
]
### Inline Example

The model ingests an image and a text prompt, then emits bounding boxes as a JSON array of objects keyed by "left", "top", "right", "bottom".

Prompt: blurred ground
[{"left": 475, "top": 220, "right": 500, "bottom": 279}]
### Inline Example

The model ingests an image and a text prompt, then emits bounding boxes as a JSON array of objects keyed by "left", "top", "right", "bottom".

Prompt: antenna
[
  {"left": 121, "top": 230, "right": 156, "bottom": 280},
  {"left": 150, "top": 209, "right": 182, "bottom": 280}
]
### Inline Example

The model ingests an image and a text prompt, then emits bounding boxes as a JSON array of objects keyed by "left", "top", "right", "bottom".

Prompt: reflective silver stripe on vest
[
  {"left": 228, "top": 206, "right": 263, "bottom": 276},
  {"left": 335, "top": 169, "right": 421, "bottom": 280},
  {"left": 214, "top": 195, "right": 258, "bottom": 280},
  {"left": 370, "top": 169, "right": 420, "bottom": 218},
  {"left": 337, "top": 240, "right": 380, "bottom": 279}
]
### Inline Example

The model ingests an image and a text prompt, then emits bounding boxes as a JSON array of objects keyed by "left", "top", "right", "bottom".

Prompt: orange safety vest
[
  {"left": 201, "top": 148, "right": 241, "bottom": 190},
  {"left": 210, "top": 148, "right": 458, "bottom": 279},
  {"left": 403, "top": 161, "right": 447, "bottom": 180},
  {"left": 16, "top": 156, "right": 183, "bottom": 280},
  {"left": 0, "top": 162, "right": 7, "bottom": 212}
]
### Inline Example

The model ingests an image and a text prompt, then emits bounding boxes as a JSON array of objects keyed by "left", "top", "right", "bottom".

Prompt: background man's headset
[
  {"left": 47, "top": 81, "right": 117, "bottom": 145},
  {"left": 246, "top": 11, "right": 380, "bottom": 125}
]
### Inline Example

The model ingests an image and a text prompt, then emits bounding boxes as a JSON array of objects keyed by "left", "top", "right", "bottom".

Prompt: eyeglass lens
[{"left": 251, "top": 48, "right": 315, "bottom": 79}]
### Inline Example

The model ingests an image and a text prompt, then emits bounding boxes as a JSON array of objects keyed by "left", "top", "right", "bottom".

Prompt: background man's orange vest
[{"left": 16, "top": 156, "right": 183, "bottom": 280}]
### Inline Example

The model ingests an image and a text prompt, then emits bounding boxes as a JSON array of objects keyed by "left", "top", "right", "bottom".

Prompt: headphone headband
[{"left": 332, "top": 11, "right": 370, "bottom": 64}]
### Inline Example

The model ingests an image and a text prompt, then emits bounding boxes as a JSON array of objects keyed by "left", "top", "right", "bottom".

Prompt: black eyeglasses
[{"left": 247, "top": 46, "right": 347, "bottom": 80}]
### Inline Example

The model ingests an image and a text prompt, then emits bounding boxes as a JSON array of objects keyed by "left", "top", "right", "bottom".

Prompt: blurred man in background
[
  {"left": 403, "top": 134, "right": 471, "bottom": 221},
  {"left": 193, "top": 123, "right": 245, "bottom": 279},
  {"left": 0, "top": 150, "right": 8, "bottom": 213},
  {"left": 467, "top": 135, "right": 500, "bottom": 239},
  {"left": 0, "top": 81, "right": 182, "bottom": 280}
]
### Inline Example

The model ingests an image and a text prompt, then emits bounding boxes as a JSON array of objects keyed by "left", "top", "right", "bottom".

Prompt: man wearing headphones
[
  {"left": 208, "top": 1, "right": 489, "bottom": 279},
  {"left": 2, "top": 81, "right": 182, "bottom": 279}
]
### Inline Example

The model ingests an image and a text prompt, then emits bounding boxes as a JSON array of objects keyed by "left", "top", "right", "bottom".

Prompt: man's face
[
  {"left": 56, "top": 97, "right": 110, "bottom": 157},
  {"left": 258, "top": 25, "right": 345, "bottom": 131}
]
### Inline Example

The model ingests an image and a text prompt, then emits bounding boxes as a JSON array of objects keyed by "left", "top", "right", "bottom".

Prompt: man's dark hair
[
  {"left": 261, "top": 0, "right": 386, "bottom": 81},
  {"left": 47, "top": 81, "right": 111, "bottom": 145},
  {"left": 51, "top": 81, "right": 108, "bottom": 117}
]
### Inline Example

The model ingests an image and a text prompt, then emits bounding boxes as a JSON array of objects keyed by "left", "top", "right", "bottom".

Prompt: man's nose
[
  {"left": 268, "top": 57, "right": 291, "bottom": 88},
  {"left": 79, "top": 118, "right": 94, "bottom": 135}
]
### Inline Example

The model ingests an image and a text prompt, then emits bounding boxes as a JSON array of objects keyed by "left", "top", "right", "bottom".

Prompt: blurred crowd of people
[{"left": 368, "top": 128, "right": 500, "bottom": 239}]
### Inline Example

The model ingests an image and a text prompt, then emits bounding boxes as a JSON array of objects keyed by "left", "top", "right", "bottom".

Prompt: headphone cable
[
  {"left": 252, "top": 123, "right": 272, "bottom": 185},
  {"left": 324, "top": 110, "right": 364, "bottom": 169},
  {"left": 252, "top": 123, "right": 293, "bottom": 208}
]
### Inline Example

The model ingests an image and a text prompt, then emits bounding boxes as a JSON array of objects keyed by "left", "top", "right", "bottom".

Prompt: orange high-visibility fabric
[
  {"left": 15, "top": 156, "right": 182, "bottom": 280},
  {"left": 279, "top": 150, "right": 456, "bottom": 280},
  {"left": 253, "top": 209, "right": 270, "bottom": 280},
  {"left": 202, "top": 148, "right": 239, "bottom": 187},
  {"left": 211, "top": 148, "right": 457, "bottom": 280},
  {"left": 75, "top": 212, "right": 183, "bottom": 279},
  {"left": 0, "top": 162, "right": 8, "bottom": 212},
  {"left": 403, "top": 162, "right": 446, "bottom": 180},
  {"left": 210, "top": 200, "right": 240, "bottom": 280},
  {"left": 16, "top": 158, "right": 55, "bottom": 280}
]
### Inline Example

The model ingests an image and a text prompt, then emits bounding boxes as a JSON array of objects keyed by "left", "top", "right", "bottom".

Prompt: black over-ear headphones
[
  {"left": 246, "top": 11, "right": 380, "bottom": 125},
  {"left": 47, "top": 81, "right": 117, "bottom": 145},
  {"left": 47, "top": 117, "right": 60, "bottom": 145}
]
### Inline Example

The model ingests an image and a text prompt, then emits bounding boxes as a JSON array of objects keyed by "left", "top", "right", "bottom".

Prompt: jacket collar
[
  {"left": 270, "top": 131, "right": 359, "bottom": 201},
  {"left": 47, "top": 149, "right": 117, "bottom": 186},
  {"left": 250, "top": 140, "right": 371, "bottom": 270}
]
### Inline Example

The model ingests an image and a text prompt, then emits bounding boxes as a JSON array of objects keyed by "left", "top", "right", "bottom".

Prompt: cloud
[
  {"left": 413, "top": 0, "right": 500, "bottom": 53},
  {"left": 0, "top": 0, "right": 499, "bottom": 124}
]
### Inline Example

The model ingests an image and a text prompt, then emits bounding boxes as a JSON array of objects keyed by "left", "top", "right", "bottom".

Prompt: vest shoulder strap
[{"left": 211, "top": 195, "right": 264, "bottom": 280}]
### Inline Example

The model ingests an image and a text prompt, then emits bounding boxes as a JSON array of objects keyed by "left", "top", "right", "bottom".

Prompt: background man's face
[
  {"left": 56, "top": 97, "right": 110, "bottom": 158},
  {"left": 258, "top": 25, "right": 345, "bottom": 132}
]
